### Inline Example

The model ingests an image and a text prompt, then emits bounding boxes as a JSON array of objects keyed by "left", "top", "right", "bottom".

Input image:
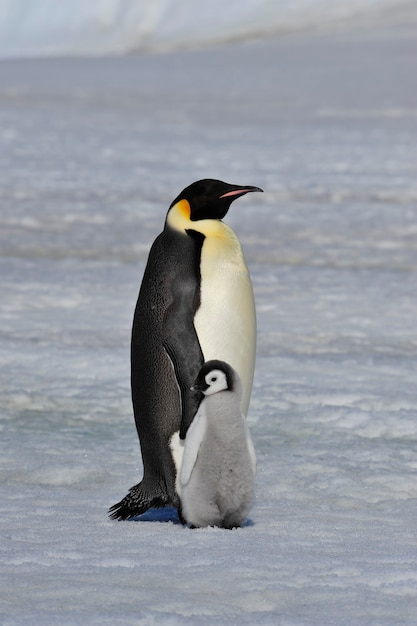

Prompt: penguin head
[
  {"left": 168, "top": 179, "right": 263, "bottom": 223},
  {"left": 192, "top": 360, "right": 238, "bottom": 397}
]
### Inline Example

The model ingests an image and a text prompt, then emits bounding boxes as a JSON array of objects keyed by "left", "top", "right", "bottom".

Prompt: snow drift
[{"left": 0, "top": 0, "right": 407, "bottom": 58}]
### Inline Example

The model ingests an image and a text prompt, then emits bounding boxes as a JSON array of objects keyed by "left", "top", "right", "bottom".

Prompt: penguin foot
[{"left": 109, "top": 481, "right": 168, "bottom": 520}]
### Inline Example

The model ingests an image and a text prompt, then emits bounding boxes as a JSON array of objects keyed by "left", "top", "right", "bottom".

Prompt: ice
[
  {"left": 1, "top": 7, "right": 417, "bottom": 626},
  {"left": 0, "top": 0, "right": 412, "bottom": 58}
]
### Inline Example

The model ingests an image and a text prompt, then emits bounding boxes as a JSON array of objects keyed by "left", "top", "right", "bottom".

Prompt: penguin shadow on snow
[
  {"left": 127, "top": 508, "right": 255, "bottom": 529},
  {"left": 127, "top": 506, "right": 182, "bottom": 524}
]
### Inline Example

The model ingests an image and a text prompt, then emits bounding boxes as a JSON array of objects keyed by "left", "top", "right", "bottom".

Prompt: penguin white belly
[{"left": 193, "top": 224, "right": 256, "bottom": 415}]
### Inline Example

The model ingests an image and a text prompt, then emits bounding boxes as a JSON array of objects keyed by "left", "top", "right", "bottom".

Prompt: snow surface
[{"left": 1, "top": 9, "right": 417, "bottom": 626}]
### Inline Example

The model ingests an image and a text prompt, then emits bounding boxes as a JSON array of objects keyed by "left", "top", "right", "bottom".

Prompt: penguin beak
[
  {"left": 219, "top": 186, "right": 263, "bottom": 200},
  {"left": 191, "top": 384, "right": 205, "bottom": 393}
]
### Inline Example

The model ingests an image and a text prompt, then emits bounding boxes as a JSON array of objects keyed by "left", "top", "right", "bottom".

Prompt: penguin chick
[{"left": 175, "top": 360, "right": 256, "bottom": 529}]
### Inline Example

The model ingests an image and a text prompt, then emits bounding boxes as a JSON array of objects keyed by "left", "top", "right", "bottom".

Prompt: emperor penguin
[
  {"left": 173, "top": 360, "right": 256, "bottom": 529},
  {"left": 109, "top": 179, "right": 262, "bottom": 520}
]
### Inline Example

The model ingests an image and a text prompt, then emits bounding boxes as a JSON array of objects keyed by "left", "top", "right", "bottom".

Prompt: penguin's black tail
[{"left": 108, "top": 481, "right": 169, "bottom": 520}]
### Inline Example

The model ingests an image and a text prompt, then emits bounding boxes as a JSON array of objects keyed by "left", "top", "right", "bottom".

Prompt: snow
[
  {"left": 1, "top": 6, "right": 417, "bottom": 626},
  {"left": 0, "top": 0, "right": 414, "bottom": 58}
]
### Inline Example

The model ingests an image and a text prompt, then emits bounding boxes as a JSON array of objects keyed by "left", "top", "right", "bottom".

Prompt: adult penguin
[{"left": 109, "top": 179, "right": 262, "bottom": 520}]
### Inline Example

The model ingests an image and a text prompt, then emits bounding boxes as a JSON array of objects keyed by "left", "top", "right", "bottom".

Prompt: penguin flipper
[
  {"left": 242, "top": 412, "right": 257, "bottom": 475},
  {"left": 163, "top": 337, "right": 203, "bottom": 439},
  {"left": 180, "top": 403, "right": 207, "bottom": 486},
  {"left": 108, "top": 481, "right": 169, "bottom": 520}
]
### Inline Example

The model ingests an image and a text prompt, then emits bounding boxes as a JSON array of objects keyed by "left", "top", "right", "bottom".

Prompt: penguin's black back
[{"left": 130, "top": 225, "right": 205, "bottom": 503}]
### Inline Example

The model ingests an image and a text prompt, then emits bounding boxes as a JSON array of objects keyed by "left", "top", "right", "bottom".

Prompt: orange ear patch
[
  {"left": 177, "top": 199, "right": 191, "bottom": 220},
  {"left": 166, "top": 198, "right": 192, "bottom": 232}
]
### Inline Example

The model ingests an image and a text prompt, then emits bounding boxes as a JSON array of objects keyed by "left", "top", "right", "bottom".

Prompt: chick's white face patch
[{"left": 203, "top": 369, "right": 228, "bottom": 395}]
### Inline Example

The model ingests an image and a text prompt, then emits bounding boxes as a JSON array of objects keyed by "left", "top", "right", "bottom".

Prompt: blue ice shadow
[
  {"left": 130, "top": 507, "right": 255, "bottom": 529},
  {"left": 241, "top": 517, "right": 255, "bottom": 528},
  {"left": 129, "top": 506, "right": 182, "bottom": 524}
]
